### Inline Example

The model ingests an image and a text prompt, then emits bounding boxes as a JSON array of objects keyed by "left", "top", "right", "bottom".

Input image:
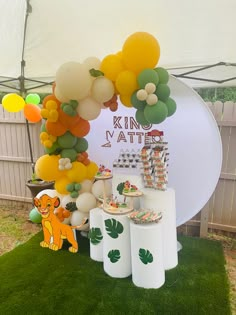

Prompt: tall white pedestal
[
  {"left": 89, "top": 207, "right": 104, "bottom": 262},
  {"left": 140, "top": 188, "right": 178, "bottom": 270},
  {"left": 102, "top": 212, "right": 131, "bottom": 278},
  {"left": 130, "top": 221, "right": 165, "bottom": 289}
]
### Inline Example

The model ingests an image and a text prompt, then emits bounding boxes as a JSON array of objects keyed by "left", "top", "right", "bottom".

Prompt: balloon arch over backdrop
[{"left": 1, "top": 31, "right": 222, "bottom": 226}]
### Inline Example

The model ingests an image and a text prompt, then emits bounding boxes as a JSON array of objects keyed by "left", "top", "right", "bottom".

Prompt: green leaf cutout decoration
[
  {"left": 139, "top": 248, "right": 154, "bottom": 265},
  {"left": 88, "top": 227, "right": 103, "bottom": 245},
  {"left": 108, "top": 249, "right": 121, "bottom": 263},
  {"left": 105, "top": 218, "right": 124, "bottom": 239},
  {"left": 89, "top": 68, "right": 104, "bottom": 77}
]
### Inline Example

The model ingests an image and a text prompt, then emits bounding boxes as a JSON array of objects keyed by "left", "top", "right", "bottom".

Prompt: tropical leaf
[
  {"left": 139, "top": 248, "right": 154, "bottom": 265},
  {"left": 65, "top": 201, "right": 77, "bottom": 212},
  {"left": 105, "top": 218, "right": 124, "bottom": 239},
  {"left": 88, "top": 227, "right": 103, "bottom": 245},
  {"left": 117, "top": 182, "right": 125, "bottom": 195},
  {"left": 108, "top": 249, "right": 120, "bottom": 263},
  {"left": 89, "top": 68, "right": 104, "bottom": 77}
]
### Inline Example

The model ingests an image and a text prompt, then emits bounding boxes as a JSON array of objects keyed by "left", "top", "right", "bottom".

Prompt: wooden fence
[{"left": 0, "top": 102, "right": 236, "bottom": 234}]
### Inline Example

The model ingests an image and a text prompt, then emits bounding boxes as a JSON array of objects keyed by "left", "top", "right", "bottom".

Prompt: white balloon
[
  {"left": 76, "top": 192, "right": 97, "bottom": 213},
  {"left": 61, "top": 195, "right": 78, "bottom": 210},
  {"left": 62, "top": 215, "right": 71, "bottom": 225},
  {"left": 54, "top": 85, "right": 69, "bottom": 103},
  {"left": 146, "top": 94, "right": 158, "bottom": 105},
  {"left": 79, "top": 179, "right": 93, "bottom": 194},
  {"left": 77, "top": 96, "right": 101, "bottom": 121},
  {"left": 137, "top": 89, "right": 147, "bottom": 101},
  {"left": 91, "top": 76, "right": 114, "bottom": 103},
  {"left": 70, "top": 210, "right": 89, "bottom": 231},
  {"left": 36, "top": 189, "right": 60, "bottom": 199},
  {"left": 145, "top": 82, "right": 156, "bottom": 94},
  {"left": 91, "top": 179, "right": 112, "bottom": 199},
  {"left": 56, "top": 62, "right": 92, "bottom": 100},
  {"left": 83, "top": 56, "right": 101, "bottom": 71}
]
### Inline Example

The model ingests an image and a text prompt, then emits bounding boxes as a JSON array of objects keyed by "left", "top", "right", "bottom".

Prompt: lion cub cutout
[{"left": 34, "top": 194, "right": 88, "bottom": 253}]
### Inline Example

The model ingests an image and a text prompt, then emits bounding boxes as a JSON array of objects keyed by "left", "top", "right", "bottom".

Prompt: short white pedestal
[
  {"left": 102, "top": 212, "right": 131, "bottom": 278},
  {"left": 140, "top": 188, "right": 178, "bottom": 270},
  {"left": 89, "top": 207, "right": 104, "bottom": 262},
  {"left": 130, "top": 221, "right": 165, "bottom": 289}
]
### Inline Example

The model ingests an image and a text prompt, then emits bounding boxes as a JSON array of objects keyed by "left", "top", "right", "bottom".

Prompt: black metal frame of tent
[{"left": 0, "top": 0, "right": 236, "bottom": 172}]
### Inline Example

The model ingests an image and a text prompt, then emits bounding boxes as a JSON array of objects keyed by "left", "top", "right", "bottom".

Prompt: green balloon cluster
[
  {"left": 25, "top": 93, "right": 40, "bottom": 105},
  {"left": 61, "top": 100, "right": 78, "bottom": 116},
  {"left": 132, "top": 67, "right": 177, "bottom": 126},
  {"left": 66, "top": 182, "right": 82, "bottom": 198}
]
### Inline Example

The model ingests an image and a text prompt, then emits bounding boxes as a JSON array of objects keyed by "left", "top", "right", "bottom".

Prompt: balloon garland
[{"left": 1, "top": 32, "right": 177, "bottom": 199}]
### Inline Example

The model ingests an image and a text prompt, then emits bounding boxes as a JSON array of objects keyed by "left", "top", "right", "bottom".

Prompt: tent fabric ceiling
[{"left": 0, "top": 0, "right": 236, "bottom": 90}]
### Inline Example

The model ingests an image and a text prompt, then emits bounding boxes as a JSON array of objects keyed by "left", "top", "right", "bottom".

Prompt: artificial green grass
[{"left": 0, "top": 232, "right": 231, "bottom": 315}]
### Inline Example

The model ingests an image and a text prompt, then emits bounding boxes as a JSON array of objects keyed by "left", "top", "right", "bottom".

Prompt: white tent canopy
[{"left": 0, "top": 0, "right": 236, "bottom": 91}]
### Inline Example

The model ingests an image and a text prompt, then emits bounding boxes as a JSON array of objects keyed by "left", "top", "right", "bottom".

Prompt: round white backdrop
[{"left": 86, "top": 76, "right": 222, "bottom": 226}]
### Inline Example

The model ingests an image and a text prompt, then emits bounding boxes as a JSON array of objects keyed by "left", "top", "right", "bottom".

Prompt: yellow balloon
[
  {"left": 119, "top": 94, "right": 133, "bottom": 107},
  {"left": 86, "top": 161, "right": 99, "bottom": 180},
  {"left": 100, "top": 54, "right": 125, "bottom": 82},
  {"left": 67, "top": 161, "right": 87, "bottom": 182},
  {"left": 122, "top": 32, "right": 160, "bottom": 74},
  {"left": 55, "top": 176, "right": 71, "bottom": 195},
  {"left": 2, "top": 93, "right": 25, "bottom": 113},
  {"left": 35, "top": 154, "right": 66, "bottom": 181},
  {"left": 115, "top": 70, "right": 138, "bottom": 96}
]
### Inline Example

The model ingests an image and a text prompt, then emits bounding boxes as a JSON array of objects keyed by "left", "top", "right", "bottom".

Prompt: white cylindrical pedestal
[
  {"left": 130, "top": 221, "right": 165, "bottom": 289},
  {"left": 102, "top": 212, "right": 131, "bottom": 278},
  {"left": 89, "top": 207, "right": 104, "bottom": 262},
  {"left": 140, "top": 188, "right": 178, "bottom": 270}
]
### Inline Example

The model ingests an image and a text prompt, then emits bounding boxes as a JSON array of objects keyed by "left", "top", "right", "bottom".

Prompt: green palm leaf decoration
[
  {"left": 105, "top": 218, "right": 124, "bottom": 239},
  {"left": 139, "top": 248, "right": 154, "bottom": 265},
  {"left": 88, "top": 227, "right": 103, "bottom": 245},
  {"left": 108, "top": 249, "right": 121, "bottom": 263}
]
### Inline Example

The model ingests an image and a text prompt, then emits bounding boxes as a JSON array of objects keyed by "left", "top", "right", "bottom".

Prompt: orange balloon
[
  {"left": 70, "top": 118, "right": 90, "bottom": 137},
  {"left": 46, "top": 120, "right": 67, "bottom": 137},
  {"left": 58, "top": 108, "right": 80, "bottom": 129},
  {"left": 24, "top": 104, "right": 42, "bottom": 122},
  {"left": 42, "top": 94, "right": 61, "bottom": 109}
]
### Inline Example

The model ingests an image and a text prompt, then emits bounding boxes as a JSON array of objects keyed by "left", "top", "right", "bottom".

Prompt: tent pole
[{"left": 21, "top": 0, "right": 35, "bottom": 174}]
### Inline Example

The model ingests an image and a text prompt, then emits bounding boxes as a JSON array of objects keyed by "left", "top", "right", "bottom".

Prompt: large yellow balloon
[
  {"left": 67, "top": 161, "right": 87, "bottom": 182},
  {"left": 119, "top": 94, "right": 133, "bottom": 107},
  {"left": 2, "top": 93, "right": 25, "bottom": 113},
  {"left": 86, "top": 161, "right": 99, "bottom": 180},
  {"left": 100, "top": 54, "right": 125, "bottom": 82},
  {"left": 122, "top": 32, "right": 160, "bottom": 74},
  {"left": 55, "top": 176, "right": 72, "bottom": 195},
  {"left": 115, "top": 70, "right": 138, "bottom": 96},
  {"left": 35, "top": 154, "right": 66, "bottom": 181}
]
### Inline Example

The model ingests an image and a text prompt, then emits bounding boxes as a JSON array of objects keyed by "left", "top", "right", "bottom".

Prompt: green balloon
[
  {"left": 165, "top": 97, "right": 177, "bottom": 117},
  {"left": 137, "top": 69, "right": 159, "bottom": 88},
  {"left": 131, "top": 91, "right": 146, "bottom": 110},
  {"left": 25, "top": 93, "right": 40, "bottom": 105},
  {"left": 74, "top": 137, "right": 88, "bottom": 153},
  {"left": 144, "top": 101, "right": 168, "bottom": 124},
  {"left": 154, "top": 67, "right": 169, "bottom": 84},
  {"left": 29, "top": 207, "right": 42, "bottom": 224},
  {"left": 70, "top": 100, "right": 78, "bottom": 109},
  {"left": 71, "top": 191, "right": 79, "bottom": 198},
  {"left": 66, "top": 183, "right": 75, "bottom": 192},
  {"left": 155, "top": 84, "right": 170, "bottom": 102},
  {"left": 74, "top": 183, "right": 82, "bottom": 191},
  {"left": 45, "top": 142, "right": 60, "bottom": 155},
  {"left": 58, "top": 131, "right": 77, "bottom": 149},
  {"left": 135, "top": 109, "right": 150, "bottom": 126},
  {"left": 60, "top": 148, "right": 78, "bottom": 161}
]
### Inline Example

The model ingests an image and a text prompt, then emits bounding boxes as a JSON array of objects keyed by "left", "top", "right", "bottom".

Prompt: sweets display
[
  {"left": 129, "top": 209, "right": 162, "bottom": 224},
  {"left": 113, "top": 149, "right": 140, "bottom": 169},
  {"left": 95, "top": 165, "right": 112, "bottom": 179},
  {"left": 140, "top": 130, "right": 168, "bottom": 191}
]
